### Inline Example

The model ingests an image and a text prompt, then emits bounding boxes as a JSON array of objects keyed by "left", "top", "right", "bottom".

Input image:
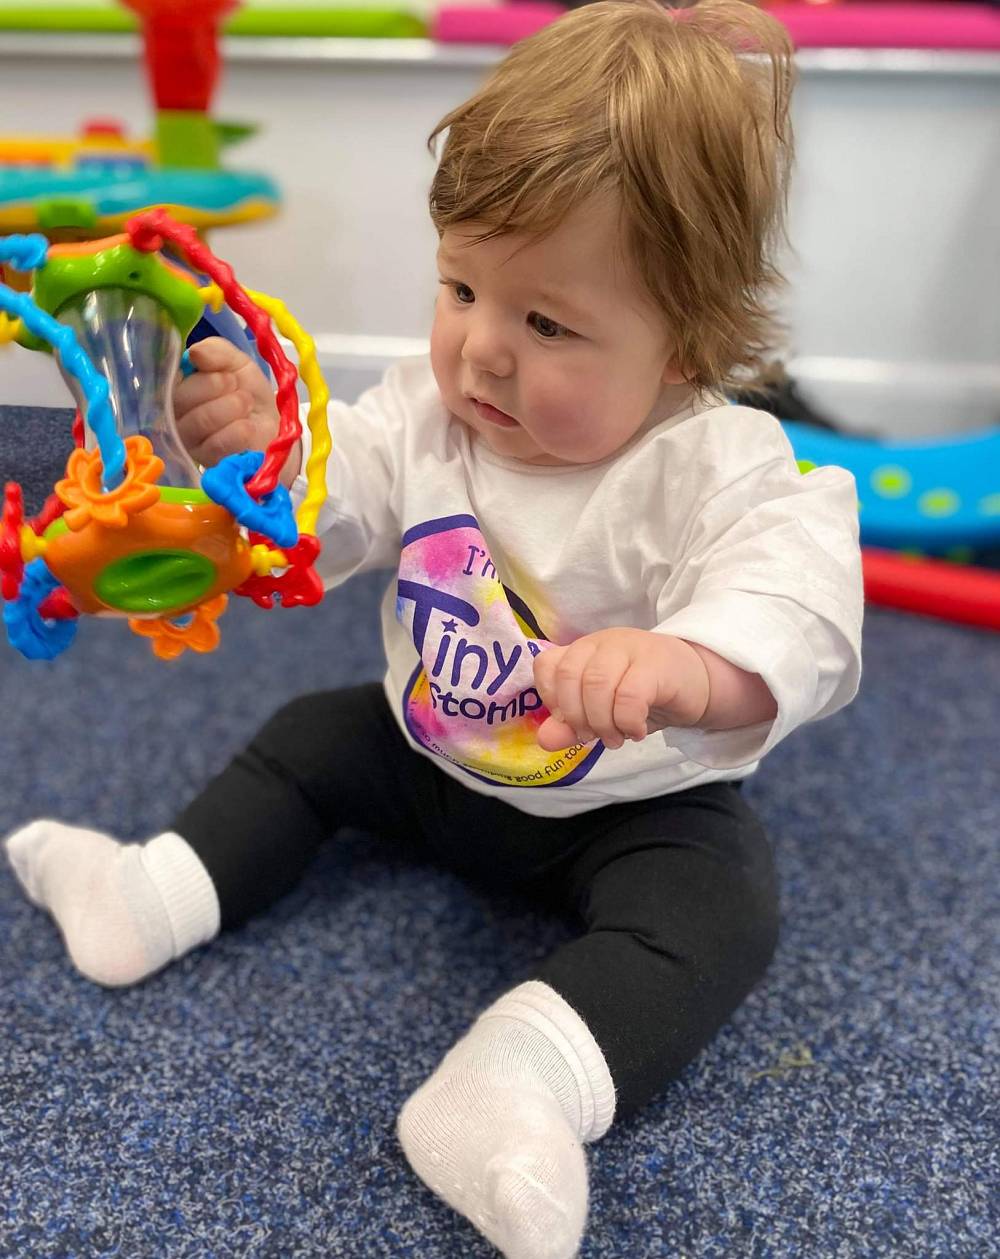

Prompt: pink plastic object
[
  {"left": 766, "top": 3, "right": 1000, "bottom": 51},
  {"left": 432, "top": 3, "right": 561, "bottom": 45},
  {"left": 432, "top": 3, "right": 1000, "bottom": 51}
]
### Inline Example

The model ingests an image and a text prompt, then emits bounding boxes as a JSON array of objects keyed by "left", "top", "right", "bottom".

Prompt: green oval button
[
  {"left": 917, "top": 489, "right": 961, "bottom": 518},
  {"left": 94, "top": 550, "right": 216, "bottom": 613},
  {"left": 871, "top": 465, "right": 912, "bottom": 498}
]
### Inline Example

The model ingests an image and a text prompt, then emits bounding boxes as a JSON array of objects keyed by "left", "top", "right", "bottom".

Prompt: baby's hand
[
  {"left": 532, "top": 628, "right": 711, "bottom": 752},
  {"left": 173, "top": 337, "right": 284, "bottom": 470}
]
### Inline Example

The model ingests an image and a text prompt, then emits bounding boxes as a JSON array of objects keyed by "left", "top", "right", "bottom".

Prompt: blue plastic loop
[
  {"left": 3, "top": 560, "right": 78, "bottom": 661},
  {"left": 201, "top": 451, "right": 298, "bottom": 548},
  {"left": 0, "top": 233, "right": 48, "bottom": 271},
  {"left": 0, "top": 282, "right": 124, "bottom": 490}
]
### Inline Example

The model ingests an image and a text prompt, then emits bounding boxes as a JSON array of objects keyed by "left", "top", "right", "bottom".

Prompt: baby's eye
[
  {"left": 528, "top": 311, "right": 570, "bottom": 339},
  {"left": 437, "top": 279, "right": 475, "bottom": 304}
]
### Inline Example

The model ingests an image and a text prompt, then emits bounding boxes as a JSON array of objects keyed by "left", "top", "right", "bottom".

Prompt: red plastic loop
[
  {"left": 234, "top": 533, "right": 324, "bottom": 610},
  {"left": 28, "top": 493, "right": 68, "bottom": 536},
  {"left": 125, "top": 209, "right": 301, "bottom": 501},
  {"left": 1, "top": 481, "right": 25, "bottom": 601},
  {"left": 37, "top": 588, "right": 80, "bottom": 622}
]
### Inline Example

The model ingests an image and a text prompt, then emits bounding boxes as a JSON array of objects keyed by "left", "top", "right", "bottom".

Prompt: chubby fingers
[
  {"left": 175, "top": 366, "right": 241, "bottom": 422},
  {"left": 607, "top": 659, "right": 659, "bottom": 744},
  {"left": 175, "top": 374, "right": 256, "bottom": 464},
  {"left": 534, "top": 641, "right": 593, "bottom": 745},
  {"left": 535, "top": 712, "right": 581, "bottom": 753},
  {"left": 185, "top": 336, "right": 250, "bottom": 373},
  {"left": 533, "top": 646, "right": 576, "bottom": 750},
  {"left": 534, "top": 639, "right": 651, "bottom": 750}
]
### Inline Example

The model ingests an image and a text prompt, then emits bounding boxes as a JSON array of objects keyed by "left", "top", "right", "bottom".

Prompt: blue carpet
[{"left": 1, "top": 407, "right": 997, "bottom": 1257}]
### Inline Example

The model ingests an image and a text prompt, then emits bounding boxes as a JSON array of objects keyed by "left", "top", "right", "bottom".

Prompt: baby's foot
[
  {"left": 400, "top": 1078, "right": 587, "bottom": 1259},
  {"left": 397, "top": 982, "right": 616, "bottom": 1259},
  {"left": 5, "top": 820, "right": 219, "bottom": 987}
]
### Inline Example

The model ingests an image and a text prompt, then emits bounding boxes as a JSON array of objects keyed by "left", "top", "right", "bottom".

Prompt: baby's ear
[{"left": 661, "top": 357, "right": 690, "bottom": 386}]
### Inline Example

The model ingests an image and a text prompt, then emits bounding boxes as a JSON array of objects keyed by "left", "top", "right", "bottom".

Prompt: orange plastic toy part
[
  {"left": 128, "top": 594, "right": 229, "bottom": 660},
  {"left": 43, "top": 501, "right": 253, "bottom": 618},
  {"left": 56, "top": 435, "right": 163, "bottom": 532}
]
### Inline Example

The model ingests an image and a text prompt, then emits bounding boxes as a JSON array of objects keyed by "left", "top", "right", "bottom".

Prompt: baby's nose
[{"left": 461, "top": 317, "right": 515, "bottom": 378}]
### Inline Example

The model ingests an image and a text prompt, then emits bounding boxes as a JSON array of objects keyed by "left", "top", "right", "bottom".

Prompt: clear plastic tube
[{"left": 56, "top": 288, "right": 201, "bottom": 490}]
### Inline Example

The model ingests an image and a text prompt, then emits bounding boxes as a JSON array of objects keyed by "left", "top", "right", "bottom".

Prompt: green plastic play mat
[{"left": 0, "top": 1, "right": 427, "bottom": 38}]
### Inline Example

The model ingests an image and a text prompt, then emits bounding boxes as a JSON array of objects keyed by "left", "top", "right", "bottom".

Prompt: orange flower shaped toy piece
[
  {"left": 128, "top": 594, "right": 229, "bottom": 661},
  {"left": 55, "top": 435, "right": 163, "bottom": 532}
]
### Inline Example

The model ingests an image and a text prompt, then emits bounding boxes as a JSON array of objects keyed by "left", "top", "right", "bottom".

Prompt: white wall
[{"left": 1, "top": 34, "right": 998, "bottom": 435}]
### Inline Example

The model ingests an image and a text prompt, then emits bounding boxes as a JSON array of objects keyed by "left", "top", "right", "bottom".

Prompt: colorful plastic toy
[
  {"left": 0, "top": 0, "right": 280, "bottom": 240},
  {"left": 862, "top": 548, "right": 1000, "bottom": 632},
  {"left": 0, "top": 208, "right": 332, "bottom": 661},
  {"left": 784, "top": 421, "right": 1000, "bottom": 558}
]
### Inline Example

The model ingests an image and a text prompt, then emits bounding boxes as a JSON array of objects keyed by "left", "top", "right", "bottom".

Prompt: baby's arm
[
  {"left": 532, "top": 628, "right": 777, "bottom": 752},
  {"left": 174, "top": 338, "right": 407, "bottom": 584},
  {"left": 535, "top": 413, "right": 862, "bottom": 759}
]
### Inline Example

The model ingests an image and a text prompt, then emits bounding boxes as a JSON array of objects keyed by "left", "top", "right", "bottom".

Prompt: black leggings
[{"left": 175, "top": 683, "right": 779, "bottom": 1116}]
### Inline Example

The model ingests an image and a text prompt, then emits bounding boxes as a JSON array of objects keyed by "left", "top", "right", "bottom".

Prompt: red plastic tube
[{"left": 862, "top": 548, "right": 1000, "bottom": 632}]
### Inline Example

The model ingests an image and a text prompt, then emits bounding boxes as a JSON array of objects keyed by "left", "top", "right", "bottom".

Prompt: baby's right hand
[{"left": 174, "top": 337, "right": 282, "bottom": 469}]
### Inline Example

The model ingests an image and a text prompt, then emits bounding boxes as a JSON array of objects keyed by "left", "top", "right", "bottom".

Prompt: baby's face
[{"left": 431, "top": 195, "right": 687, "bottom": 466}]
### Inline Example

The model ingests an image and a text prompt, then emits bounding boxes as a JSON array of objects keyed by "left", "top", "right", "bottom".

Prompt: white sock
[
  {"left": 5, "top": 820, "right": 220, "bottom": 987},
  {"left": 397, "top": 980, "right": 616, "bottom": 1259}
]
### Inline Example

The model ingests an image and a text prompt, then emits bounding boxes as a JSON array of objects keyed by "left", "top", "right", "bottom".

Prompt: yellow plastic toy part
[
  {"left": 198, "top": 283, "right": 332, "bottom": 538},
  {"left": 19, "top": 526, "right": 46, "bottom": 562},
  {"left": 0, "top": 312, "right": 22, "bottom": 346},
  {"left": 250, "top": 542, "right": 287, "bottom": 575}
]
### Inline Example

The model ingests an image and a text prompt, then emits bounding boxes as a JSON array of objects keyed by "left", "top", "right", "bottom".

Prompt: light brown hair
[{"left": 429, "top": 0, "right": 795, "bottom": 394}]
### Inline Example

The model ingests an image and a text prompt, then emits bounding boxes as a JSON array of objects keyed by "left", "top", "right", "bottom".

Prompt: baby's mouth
[{"left": 471, "top": 397, "right": 520, "bottom": 429}]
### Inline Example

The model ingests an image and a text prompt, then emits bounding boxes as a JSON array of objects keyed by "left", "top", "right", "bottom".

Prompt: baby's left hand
[{"left": 532, "top": 628, "right": 711, "bottom": 752}]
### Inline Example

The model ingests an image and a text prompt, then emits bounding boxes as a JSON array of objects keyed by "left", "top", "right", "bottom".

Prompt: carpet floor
[{"left": 1, "top": 406, "right": 996, "bottom": 1257}]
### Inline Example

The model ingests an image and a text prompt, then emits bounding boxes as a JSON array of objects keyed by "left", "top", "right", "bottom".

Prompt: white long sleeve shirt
[{"left": 293, "top": 356, "right": 863, "bottom": 818}]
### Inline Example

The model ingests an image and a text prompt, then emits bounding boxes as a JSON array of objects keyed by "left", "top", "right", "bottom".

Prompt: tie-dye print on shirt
[{"left": 396, "top": 514, "right": 603, "bottom": 789}]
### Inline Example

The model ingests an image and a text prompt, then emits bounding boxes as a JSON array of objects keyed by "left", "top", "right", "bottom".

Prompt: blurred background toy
[
  {"left": 764, "top": 397, "right": 1000, "bottom": 633},
  {"left": 0, "top": 0, "right": 280, "bottom": 243},
  {"left": 784, "top": 421, "right": 1000, "bottom": 558},
  {"left": 860, "top": 547, "right": 1000, "bottom": 632},
  {"left": 0, "top": 0, "right": 425, "bottom": 38}
]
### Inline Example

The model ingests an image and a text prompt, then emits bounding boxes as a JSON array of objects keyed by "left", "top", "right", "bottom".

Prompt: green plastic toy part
[{"left": 19, "top": 241, "right": 204, "bottom": 352}]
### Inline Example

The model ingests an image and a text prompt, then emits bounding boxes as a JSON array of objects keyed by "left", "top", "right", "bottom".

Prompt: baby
[{"left": 5, "top": 2, "right": 863, "bottom": 1256}]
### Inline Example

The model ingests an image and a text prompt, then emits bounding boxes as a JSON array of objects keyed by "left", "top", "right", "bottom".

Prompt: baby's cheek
[
  {"left": 534, "top": 394, "right": 613, "bottom": 459},
  {"left": 530, "top": 377, "right": 600, "bottom": 432},
  {"left": 429, "top": 321, "right": 459, "bottom": 403}
]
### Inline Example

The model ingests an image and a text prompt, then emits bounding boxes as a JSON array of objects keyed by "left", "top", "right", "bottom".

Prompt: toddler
[{"left": 6, "top": 2, "right": 863, "bottom": 1256}]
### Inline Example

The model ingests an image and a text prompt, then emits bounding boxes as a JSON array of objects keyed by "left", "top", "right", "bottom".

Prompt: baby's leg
[
  {"left": 398, "top": 980, "right": 613, "bottom": 1259},
  {"left": 397, "top": 784, "right": 778, "bottom": 1258},
  {"left": 6, "top": 683, "right": 428, "bottom": 987},
  {"left": 6, "top": 823, "right": 217, "bottom": 988}
]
